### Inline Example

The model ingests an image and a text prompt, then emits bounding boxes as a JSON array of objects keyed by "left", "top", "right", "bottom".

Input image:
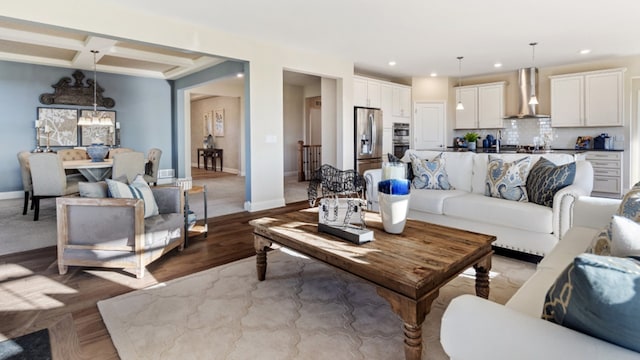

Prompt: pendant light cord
[
  {"left": 91, "top": 50, "right": 98, "bottom": 113},
  {"left": 457, "top": 56, "right": 463, "bottom": 87},
  {"left": 530, "top": 42, "right": 537, "bottom": 68}
]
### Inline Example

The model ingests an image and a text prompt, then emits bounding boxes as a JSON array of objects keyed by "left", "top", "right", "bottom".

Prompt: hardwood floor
[{"left": 0, "top": 201, "right": 308, "bottom": 359}]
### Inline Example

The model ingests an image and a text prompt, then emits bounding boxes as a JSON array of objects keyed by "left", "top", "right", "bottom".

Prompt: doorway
[
  {"left": 413, "top": 101, "right": 446, "bottom": 150},
  {"left": 283, "top": 71, "right": 322, "bottom": 203}
]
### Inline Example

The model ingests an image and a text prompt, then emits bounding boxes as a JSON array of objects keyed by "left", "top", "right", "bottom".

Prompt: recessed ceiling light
[
  {"left": 494, "top": 63, "right": 502, "bottom": 68},
  {"left": 430, "top": 72, "right": 437, "bottom": 77},
  {"left": 236, "top": 73, "right": 244, "bottom": 78},
  {"left": 388, "top": 61, "right": 396, "bottom": 66},
  {"left": 579, "top": 49, "right": 591, "bottom": 55}
]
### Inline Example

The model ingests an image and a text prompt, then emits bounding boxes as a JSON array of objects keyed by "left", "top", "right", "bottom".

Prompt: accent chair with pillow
[{"left": 56, "top": 177, "right": 184, "bottom": 278}]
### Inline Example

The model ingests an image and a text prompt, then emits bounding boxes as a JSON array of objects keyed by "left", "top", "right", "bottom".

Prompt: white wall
[{"left": 4, "top": 1, "right": 354, "bottom": 212}]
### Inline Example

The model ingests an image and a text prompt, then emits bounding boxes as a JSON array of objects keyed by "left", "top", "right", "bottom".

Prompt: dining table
[{"left": 63, "top": 159, "right": 113, "bottom": 182}]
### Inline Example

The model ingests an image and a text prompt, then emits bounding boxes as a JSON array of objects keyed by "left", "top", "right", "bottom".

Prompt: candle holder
[
  {"left": 33, "top": 126, "right": 44, "bottom": 153},
  {"left": 43, "top": 128, "right": 54, "bottom": 153}
]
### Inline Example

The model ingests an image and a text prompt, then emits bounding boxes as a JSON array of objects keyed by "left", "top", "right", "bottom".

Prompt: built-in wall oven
[{"left": 392, "top": 123, "right": 410, "bottom": 158}]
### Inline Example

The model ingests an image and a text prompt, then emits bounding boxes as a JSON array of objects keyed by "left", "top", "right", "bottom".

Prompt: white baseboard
[
  {"left": 245, "top": 198, "right": 286, "bottom": 212},
  {"left": 0, "top": 191, "right": 23, "bottom": 200}
]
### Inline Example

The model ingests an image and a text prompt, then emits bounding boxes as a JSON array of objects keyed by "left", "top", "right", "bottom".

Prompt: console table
[{"left": 197, "top": 148, "right": 223, "bottom": 171}]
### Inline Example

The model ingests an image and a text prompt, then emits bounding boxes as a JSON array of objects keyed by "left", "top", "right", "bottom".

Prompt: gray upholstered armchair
[{"left": 56, "top": 186, "right": 185, "bottom": 278}]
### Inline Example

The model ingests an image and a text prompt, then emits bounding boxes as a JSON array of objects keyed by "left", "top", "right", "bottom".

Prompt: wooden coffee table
[{"left": 250, "top": 208, "right": 495, "bottom": 360}]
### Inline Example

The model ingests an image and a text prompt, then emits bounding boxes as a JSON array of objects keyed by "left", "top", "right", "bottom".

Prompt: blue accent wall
[{"left": 0, "top": 60, "right": 172, "bottom": 193}]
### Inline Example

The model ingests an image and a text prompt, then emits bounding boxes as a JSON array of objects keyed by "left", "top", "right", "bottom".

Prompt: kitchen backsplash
[{"left": 454, "top": 118, "right": 625, "bottom": 150}]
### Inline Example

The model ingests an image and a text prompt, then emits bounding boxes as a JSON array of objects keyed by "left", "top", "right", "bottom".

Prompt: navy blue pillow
[
  {"left": 527, "top": 157, "right": 576, "bottom": 207},
  {"left": 542, "top": 253, "right": 640, "bottom": 352}
]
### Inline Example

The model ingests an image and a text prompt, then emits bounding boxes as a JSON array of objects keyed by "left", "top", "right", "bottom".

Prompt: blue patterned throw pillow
[
  {"left": 485, "top": 156, "right": 530, "bottom": 201},
  {"left": 409, "top": 153, "right": 453, "bottom": 190},
  {"left": 542, "top": 253, "right": 640, "bottom": 353},
  {"left": 617, "top": 186, "right": 640, "bottom": 222},
  {"left": 526, "top": 158, "right": 576, "bottom": 207}
]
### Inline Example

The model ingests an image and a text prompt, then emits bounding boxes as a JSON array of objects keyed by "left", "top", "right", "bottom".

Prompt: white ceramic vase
[{"left": 378, "top": 193, "right": 410, "bottom": 234}]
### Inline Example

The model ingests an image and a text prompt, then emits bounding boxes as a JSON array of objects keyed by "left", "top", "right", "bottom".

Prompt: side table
[{"left": 184, "top": 185, "right": 208, "bottom": 247}]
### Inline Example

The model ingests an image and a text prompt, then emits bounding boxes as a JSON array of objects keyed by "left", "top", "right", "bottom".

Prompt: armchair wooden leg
[{"left": 58, "top": 263, "right": 68, "bottom": 275}]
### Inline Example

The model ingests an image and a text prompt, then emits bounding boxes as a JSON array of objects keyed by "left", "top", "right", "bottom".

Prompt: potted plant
[{"left": 463, "top": 132, "right": 480, "bottom": 151}]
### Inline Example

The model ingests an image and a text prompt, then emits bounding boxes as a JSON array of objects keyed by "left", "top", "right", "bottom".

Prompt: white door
[{"left": 414, "top": 102, "right": 445, "bottom": 150}]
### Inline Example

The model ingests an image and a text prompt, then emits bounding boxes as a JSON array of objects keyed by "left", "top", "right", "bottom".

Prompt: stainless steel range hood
[{"left": 504, "top": 67, "right": 550, "bottom": 119}]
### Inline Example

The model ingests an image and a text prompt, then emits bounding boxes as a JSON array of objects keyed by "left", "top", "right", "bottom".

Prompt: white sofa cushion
[
  {"left": 443, "top": 193, "right": 553, "bottom": 234},
  {"left": 409, "top": 189, "right": 467, "bottom": 214}
]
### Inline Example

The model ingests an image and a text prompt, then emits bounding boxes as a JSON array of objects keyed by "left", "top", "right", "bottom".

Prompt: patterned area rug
[{"left": 98, "top": 249, "right": 535, "bottom": 359}]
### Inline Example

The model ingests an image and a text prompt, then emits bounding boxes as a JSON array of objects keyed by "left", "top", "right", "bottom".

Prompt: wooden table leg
[
  {"left": 254, "top": 234, "right": 272, "bottom": 281},
  {"left": 377, "top": 287, "right": 439, "bottom": 360},
  {"left": 473, "top": 253, "right": 492, "bottom": 299}
]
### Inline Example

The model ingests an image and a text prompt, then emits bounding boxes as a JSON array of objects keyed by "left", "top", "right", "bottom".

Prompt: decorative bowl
[{"left": 87, "top": 143, "right": 109, "bottom": 162}]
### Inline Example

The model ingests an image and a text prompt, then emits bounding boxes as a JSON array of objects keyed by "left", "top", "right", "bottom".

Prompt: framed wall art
[
  {"left": 214, "top": 108, "right": 224, "bottom": 136},
  {"left": 79, "top": 110, "right": 116, "bottom": 145},
  {"left": 37, "top": 107, "right": 78, "bottom": 146},
  {"left": 203, "top": 111, "right": 213, "bottom": 136}
]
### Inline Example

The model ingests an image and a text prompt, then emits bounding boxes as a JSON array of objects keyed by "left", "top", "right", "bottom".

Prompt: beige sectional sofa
[{"left": 364, "top": 149, "right": 594, "bottom": 257}]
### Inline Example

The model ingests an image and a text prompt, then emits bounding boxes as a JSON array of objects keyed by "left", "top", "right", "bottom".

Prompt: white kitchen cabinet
[
  {"left": 353, "top": 76, "right": 381, "bottom": 108},
  {"left": 380, "top": 84, "right": 394, "bottom": 128},
  {"left": 586, "top": 151, "right": 623, "bottom": 198},
  {"left": 455, "top": 82, "right": 505, "bottom": 129},
  {"left": 382, "top": 127, "right": 392, "bottom": 156},
  {"left": 392, "top": 85, "right": 411, "bottom": 118},
  {"left": 478, "top": 84, "right": 505, "bottom": 129},
  {"left": 550, "top": 68, "right": 625, "bottom": 127}
]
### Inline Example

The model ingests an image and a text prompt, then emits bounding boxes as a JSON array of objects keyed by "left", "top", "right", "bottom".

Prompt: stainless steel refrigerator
[{"left": 354, "top": 107, "right": 383, "bottom": 175}]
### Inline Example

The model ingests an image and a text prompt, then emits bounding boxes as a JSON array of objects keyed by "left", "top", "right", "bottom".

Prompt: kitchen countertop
[{"left": 442, "top": 147, "right": 623, "bottom": 155}]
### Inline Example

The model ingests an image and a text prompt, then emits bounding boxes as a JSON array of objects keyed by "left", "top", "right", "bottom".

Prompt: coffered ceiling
[{"left": 0, "top": 19, "right": 225, "bottom": 80}]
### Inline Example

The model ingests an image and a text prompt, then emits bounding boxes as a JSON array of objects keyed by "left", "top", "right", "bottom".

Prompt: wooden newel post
[{"left": 297, "top": 140, "right": 304, "bottom": 182}]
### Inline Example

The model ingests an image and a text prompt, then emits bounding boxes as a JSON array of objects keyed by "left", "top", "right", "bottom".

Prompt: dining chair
[
  {"left": 17, "top": 151, "right": 33, "bottom": 215},
  {"left": 112, "top": 151, "right": 145, "bottom": 183},
  {"left": 29, "top": 153, "right": 81, "bottom": 221},
  {"left": 143, "top": 148, "right": 162, "bottom": 186},
  {"left": 106, "top": 147, "right": 133, "bottom": 159},
  {"left": 57, "top": 148, "right": 90, "bottom": 180}
]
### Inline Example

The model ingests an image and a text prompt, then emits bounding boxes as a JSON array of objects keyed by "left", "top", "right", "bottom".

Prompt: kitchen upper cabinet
[
  {"left": 380, "top": 84, "right": 394, "bottom": 128},
  {"left": 455, "top": 82, "right": 505, "bottom": 129},
  {"left": 550, "top": 68, "right": 625, "bottom": 127},
  {"left": 354, "top": 76, "right": 381, "bottom": 108},
  {"left": 392, "top": 86, "right": 411, "bottom": 118},
  {"left": 455, "top": 87, "right": 477, "bottom": 129}
]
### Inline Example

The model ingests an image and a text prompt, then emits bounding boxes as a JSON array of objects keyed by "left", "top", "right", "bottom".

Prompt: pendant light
[
  {"left": 78, "top": 50, "right": 113, "bottom": 126},
  {"left": 456, "top": 56, "right": 464, "bottom": 111},
  {"left": 528, "top": 42, "right": 539, "bottom": 105}
]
